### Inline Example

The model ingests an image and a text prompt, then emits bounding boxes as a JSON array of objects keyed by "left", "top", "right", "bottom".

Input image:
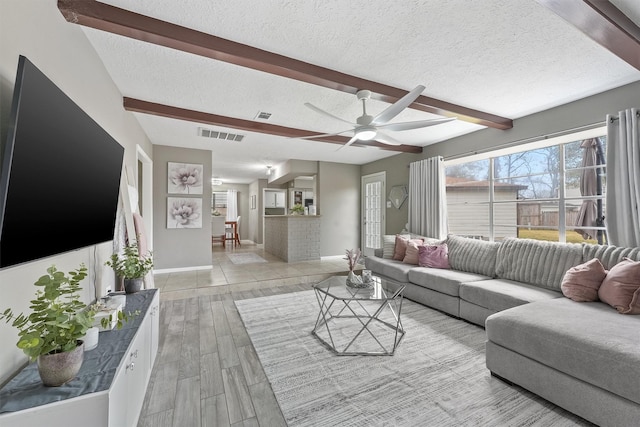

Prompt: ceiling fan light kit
[
  {"left": 300, "top": 85, "right": 456, "bottom": 150},
  {"left": 355, "top": 126, "right": 377, "bottom": 141}
]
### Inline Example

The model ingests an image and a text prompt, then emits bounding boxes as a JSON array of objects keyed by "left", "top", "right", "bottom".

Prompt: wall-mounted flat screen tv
[{"left": 0, "top": 55, "right": 124, "bottom": 269}]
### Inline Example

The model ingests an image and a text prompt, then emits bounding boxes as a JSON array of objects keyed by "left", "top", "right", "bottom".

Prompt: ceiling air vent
[
  {"left": 198, "top": 127, "right": 244, "bottom": 142},
  {"left": 255, "top": 111, "right": 272, "bottom": 120}
]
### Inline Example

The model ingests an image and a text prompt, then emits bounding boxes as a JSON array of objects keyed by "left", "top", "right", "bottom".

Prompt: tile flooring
[{"left": 137, "top": 242, "right": 357, "bottom": 427}]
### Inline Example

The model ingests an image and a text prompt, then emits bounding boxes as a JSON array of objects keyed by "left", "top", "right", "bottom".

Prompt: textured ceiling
[{"left": 81, "top": 0, "right": 640, "bottom": 183}]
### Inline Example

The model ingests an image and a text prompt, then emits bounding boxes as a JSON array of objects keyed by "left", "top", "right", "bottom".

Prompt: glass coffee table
[{"left": 311, "top": 275, "right": 405, "bottom": 356}]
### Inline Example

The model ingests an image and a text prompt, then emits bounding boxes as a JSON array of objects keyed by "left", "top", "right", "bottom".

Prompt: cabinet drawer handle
[
  {"left": 126, "top": 362, "right": 135, "bottom": 372},
  {"left": 131, "top": 349, "right": 138, "bottom": 359}
]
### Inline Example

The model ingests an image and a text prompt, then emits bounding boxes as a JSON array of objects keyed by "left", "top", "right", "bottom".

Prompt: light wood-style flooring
[{"left": 137, "top": 243, "right": 355, "bottom": 427}]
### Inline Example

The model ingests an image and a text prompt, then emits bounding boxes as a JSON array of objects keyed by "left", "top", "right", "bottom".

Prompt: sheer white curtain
[
  {"left": 606, "top": 108, "right": 640, "bottom": 247},
  {"left": 226, "top": 189, "right": 238, "bottom": 221},
  {"left": 408, "top": 156, "right": 448, "bottom": 239}
]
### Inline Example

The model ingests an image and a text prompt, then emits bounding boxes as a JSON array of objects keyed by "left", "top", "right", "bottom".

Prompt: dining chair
[
  {"left": 211, "top": 216, "right": 226, "bottom": 247},
  {"left": 224, "top": 216, "right": 241, "bottom": 247},
  {"left": 234, "top": 216, "right": 241, "bottom": 246}
]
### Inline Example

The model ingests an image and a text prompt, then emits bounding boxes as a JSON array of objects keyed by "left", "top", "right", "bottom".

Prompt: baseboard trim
[{"left": 153, "top": 265, "right": 213, "bottom": 274}]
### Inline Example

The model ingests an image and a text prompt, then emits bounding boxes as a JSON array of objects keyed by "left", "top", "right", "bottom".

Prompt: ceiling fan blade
[
  {"left": 336, "top": 134, "right": 359, "bottom": 151},
  {"left": 377, "top": 117, "right": 456, "bottom": 132},
  {"left": 374, "top": 131, "right": 403, "bottom": 146},
  {"left": 371, "top": 85, "right": 426, "bottom": 125},
  {"left": 295, "top": 129, "right": 353, "bottom": 140},
  {"left": 304, "top": 103, "right": 356, "bottom": 126}
]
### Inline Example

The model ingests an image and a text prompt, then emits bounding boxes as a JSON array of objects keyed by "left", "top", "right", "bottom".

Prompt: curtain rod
[
  {"left": 442, "top": 121, "right": 606, "bottom": 162},
  {"left": 609, "top": 110, "right": 640, "bottom": 122}
]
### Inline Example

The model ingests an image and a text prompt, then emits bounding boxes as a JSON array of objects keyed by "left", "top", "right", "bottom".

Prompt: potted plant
[
  {"left": 105, "top": 242, "right": 154, "bottom": 294},
  {"left": 0, "top": 264, "right": 94, "bottom": 386},
  {"left": 291, "top": 203, "right": 305, "bottom": 215}
]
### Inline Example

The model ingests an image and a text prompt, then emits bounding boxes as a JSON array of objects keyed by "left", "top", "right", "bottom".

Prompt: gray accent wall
[
  {"left": 213, "top": 182, "right": 250, "bottom": 241},
  {"left": 248, "top": 179, "right": 267, "bottom": 244},
  {"left": 422, "top": 80, "right": 640, "bottom": 161},
  {"left": 0, "top": 0, "right": 152, "bottom": 385},
  {"left": 153, "top": 145, "right": 212, "bottom": 270},
  {"left": 362, "top": 153, "right": 416, "bottom": 235},
  {"left": 363, "top": 80, "right": 640, "bottom": 235},
  {"left": 318, "top": 162, "right": 361, "bottom": 256}
]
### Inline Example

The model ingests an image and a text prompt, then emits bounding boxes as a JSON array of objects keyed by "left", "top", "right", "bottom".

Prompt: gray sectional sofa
[{"left": 365, "top": 234, "right": 640, "bottom": 426}]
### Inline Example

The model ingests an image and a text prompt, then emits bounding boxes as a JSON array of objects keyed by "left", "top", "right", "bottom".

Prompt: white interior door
[{"left": 361, "top": 172, "right": 386, "bottom": 257}]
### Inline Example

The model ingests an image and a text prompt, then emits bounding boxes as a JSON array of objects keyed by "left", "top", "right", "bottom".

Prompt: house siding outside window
[{"left": 444, "top": 136, "right": 607, "bottom": 244}]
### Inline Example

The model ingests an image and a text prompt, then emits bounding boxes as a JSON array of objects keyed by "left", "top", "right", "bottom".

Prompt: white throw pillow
[{"left": 382, "top": 235, "right": 400, "bottom": 259}]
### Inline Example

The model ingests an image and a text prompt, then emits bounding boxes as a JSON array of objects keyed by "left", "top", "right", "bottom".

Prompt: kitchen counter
[
  {"left": 264, "top": 215, "right": 321, "bottom": 262},
  {"left": 263, "top": 214, "right": 321, "bottom": 218}
]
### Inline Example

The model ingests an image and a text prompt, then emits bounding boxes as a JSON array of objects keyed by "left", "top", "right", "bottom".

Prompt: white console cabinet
[{"left": 0, "top": 289, "right": 159, "bottom": 427}]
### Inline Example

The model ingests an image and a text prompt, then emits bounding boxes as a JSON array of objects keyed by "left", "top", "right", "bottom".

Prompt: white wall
[
  {"left": 0, "top": 0, "right": 152, "bottom": 385},
  {"left": 318, "top": 162, "right": 361, "bottom": 256}
]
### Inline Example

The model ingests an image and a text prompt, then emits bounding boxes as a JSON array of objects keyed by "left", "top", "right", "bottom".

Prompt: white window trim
[{"left": 445, "top": 128, "right": 607, "bottom": 243}]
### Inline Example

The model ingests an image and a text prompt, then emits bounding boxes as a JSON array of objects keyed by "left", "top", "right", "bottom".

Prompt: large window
[
  {"left": 212, "top": 191, "right": 228, "bottom": 216},
  {"left": 445, "top": 136, "right": 607, "bottom": 244}
]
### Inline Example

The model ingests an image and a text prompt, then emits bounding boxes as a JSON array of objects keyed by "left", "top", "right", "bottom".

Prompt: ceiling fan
[{"left": 300, "top": 85, "right": 455, "bottom": 150}]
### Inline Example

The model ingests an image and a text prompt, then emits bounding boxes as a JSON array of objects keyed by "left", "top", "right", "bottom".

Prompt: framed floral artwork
[
  {"left": 168, "top": 162, "right": 203, "bottom": 194},
  {"left": 167, "top": 197, "right": 202, "bottom": 228}
]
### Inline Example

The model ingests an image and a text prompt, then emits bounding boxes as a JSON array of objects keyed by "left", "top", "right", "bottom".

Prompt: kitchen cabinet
[
  {"left": 265, "top": 190, "right": 285, "bottom": 208},
  {"left": 290, "top": 189, "right": 314, "bottom": 208}
]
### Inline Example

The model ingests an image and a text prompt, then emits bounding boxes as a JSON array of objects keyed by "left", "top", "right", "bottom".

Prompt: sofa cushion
[
  {"left": 495, "top": 238, "right": 583, "bottom": 291},
  {"left": 364, "top": 256, "right": 414, "bottom": 283},
  {"left": 582, "top": 243, "right": 640, "bottom": 269},
  {"left": 486, "top": 298, "right": 640, "bottom": 405},
  {"left": 460, "top": 279, "right": 561, "bottom": 312},
  {"left": 408, "top": 267, "right": 490, "bottom": 297},
  {"left": 446, "top": 235, "right": 499, "bottom": 277},
  {"left": 598, "top": 258, "right": 640, "bottom": 314},
  {"left": 561, "top": 258, "right": 607, "bottom": 302}
]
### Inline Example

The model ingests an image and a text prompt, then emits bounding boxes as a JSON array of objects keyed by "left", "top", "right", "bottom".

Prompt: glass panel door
[{"left": 362, "top": 172, "right": 385, "bottom": 256}]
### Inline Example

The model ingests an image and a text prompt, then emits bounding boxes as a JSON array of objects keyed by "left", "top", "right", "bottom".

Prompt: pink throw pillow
[
  {"left": 418, "top": 243, "right": 450, "bottom": 269},
  {"left": 393, "top": 235, "right": 422, "bottom": 261},
  {"left": 598, "top": 258, "right": 640, "bottom": 314},
  {"left": 560, "top": 258, "right": 607, "bottom": 302},
  {"left": 403, "top": 241, "right": 421, "bottom": 265}
]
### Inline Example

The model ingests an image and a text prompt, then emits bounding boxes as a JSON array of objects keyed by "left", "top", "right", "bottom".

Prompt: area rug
[
  {"left": 227, "top": 253, "right": 268, "bottom": 265},
  {"left": 235, "top": 291, "right": 592, "bottom": 427}
]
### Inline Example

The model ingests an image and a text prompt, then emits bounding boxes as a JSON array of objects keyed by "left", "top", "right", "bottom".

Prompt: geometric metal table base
[{"left": 311, "top": 276, "right": 405, "bottom": 356}]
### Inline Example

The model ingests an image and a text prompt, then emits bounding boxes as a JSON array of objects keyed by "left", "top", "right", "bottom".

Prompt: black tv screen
[{"left": 0, "top": 56, "right": 124, "bottom": 269}]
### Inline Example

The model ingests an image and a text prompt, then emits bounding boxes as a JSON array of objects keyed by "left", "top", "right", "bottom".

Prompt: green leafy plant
[
  {"left": 88, "top": 302, "right": 140, "bottom": 330},
  {"left": 291, "top": 203, "right": 305, "bottom": 215},
  {"left": 0, "top": 264, "right": 94, "bottom": 360},
  {"left": 105, "top": 243, "right": 153, "bottom": 279}
]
